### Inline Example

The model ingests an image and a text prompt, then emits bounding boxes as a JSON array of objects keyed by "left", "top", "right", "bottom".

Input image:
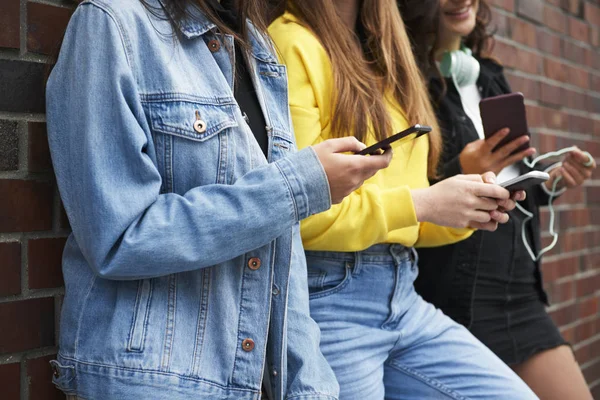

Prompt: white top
[{"left": 456, "top": 82, "right": 520, "bottom": 183}]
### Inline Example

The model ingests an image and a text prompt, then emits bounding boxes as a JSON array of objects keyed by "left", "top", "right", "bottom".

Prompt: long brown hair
[
  {"left": 282, "top": 0, "right": 441, "bottom": 178},
  {"left": 398, "top": 0, "right": 494, "bottom": 98}
]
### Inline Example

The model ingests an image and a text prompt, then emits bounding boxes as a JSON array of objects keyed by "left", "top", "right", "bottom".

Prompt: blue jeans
[{"left": 305, "top": 244, "right": 538, "bottom": 400}]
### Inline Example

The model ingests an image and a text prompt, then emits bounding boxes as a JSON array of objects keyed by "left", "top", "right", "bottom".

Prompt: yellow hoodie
[{"left": 269, "top": 12, "right": 472, "bottom": 251}]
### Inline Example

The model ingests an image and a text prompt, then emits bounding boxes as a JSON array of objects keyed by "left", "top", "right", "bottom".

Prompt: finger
[
  {"left": 470, "top": 220, "right": 499, "bottom": 232},
  {"left": 481, "top": 171, "right": 497, "bottom": 184},
  {"left": 469, "top": 210, "right": 493, "bottom": 224},
  {"left": 510, "top": 190, "right": 526, "bottom": 202},
  {"left": 562, "top": 160, "right": 585, "bottom": 185},
  {"left": 493, "top": 135, "right": 531, "bottom": 161},
  {"left": 483, "top": 128, "right": 510, "bottom": 151},
  {"left": 472, "top": 196, "right": 500, "bottom": 211},
  {"left": 496, "top": 198, "right": 516, "bottom": 212},
  {"left": 471, "top": 182, "right": 510, "bottom": 200},
  {"left": 327, "top": 136, "right": 365, "bottom": 153},
  {"left": 559, "top": 166, "right": 578, "bottom": 188},
  {"left": 564, "top": 158, "right": 592, "bottom": 178},
  {"left": 361, "top": 147, "right": 393, "bottom": 170},
  {"left": 568, "top": 148, "right": 593, "bottom": 165},
  {"left": 498, "top": 147, "right": 537, "bottom": 170},
  {"left": 490, "top": 210, "right": 510, "bottom": 224}
]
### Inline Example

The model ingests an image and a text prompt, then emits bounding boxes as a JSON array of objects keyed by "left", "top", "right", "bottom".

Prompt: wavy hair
[{"left": 279, "top": 0, "right": 442, "bottom": 178}]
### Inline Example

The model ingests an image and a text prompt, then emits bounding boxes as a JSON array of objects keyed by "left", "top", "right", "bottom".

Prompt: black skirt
[{"left": 464, "top": 209, "right": 567, "bottom": 365}]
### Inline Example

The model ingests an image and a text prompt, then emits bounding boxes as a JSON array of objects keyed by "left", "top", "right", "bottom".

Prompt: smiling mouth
[{"left": 444, "top": 6, "right": 471, "bottom": 16}]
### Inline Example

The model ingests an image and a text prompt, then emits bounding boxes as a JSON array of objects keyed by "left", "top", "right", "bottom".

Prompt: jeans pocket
[{"left": 306, "top": 260, "right": 352, "bottom": 299}]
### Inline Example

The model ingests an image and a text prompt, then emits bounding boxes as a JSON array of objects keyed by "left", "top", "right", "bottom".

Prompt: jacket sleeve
[
  {"left": 46, "top": 4, "right": 331, "bottom": 280},
  {"left": 271, "top": 26, "right": 419, "bottom": 252}
]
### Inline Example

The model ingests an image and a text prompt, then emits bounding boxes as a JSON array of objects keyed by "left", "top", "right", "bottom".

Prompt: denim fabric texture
[
  {"left": 46, "top": 1, "right": 337, "bottom": 399},
  {"left": 304, "top": 244, "right": 539, "bottom": 400}
]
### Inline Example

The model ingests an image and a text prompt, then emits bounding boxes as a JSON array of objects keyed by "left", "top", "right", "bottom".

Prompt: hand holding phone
[{"left": 356, "top": 124, "right": 431, "bottom": 156}]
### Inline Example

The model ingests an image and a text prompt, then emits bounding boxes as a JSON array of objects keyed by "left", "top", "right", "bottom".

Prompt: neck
[
  {"left": 434, "top": 35, "right": 462, "bottom": 61},
  {"left": 333, "top": 0, "right": 360, "bottom": 31}
]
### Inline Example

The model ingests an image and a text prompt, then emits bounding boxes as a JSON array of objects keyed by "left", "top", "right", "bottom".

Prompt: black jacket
[{"left": 415, "top": 58, "right": 552, "bottom": 327}]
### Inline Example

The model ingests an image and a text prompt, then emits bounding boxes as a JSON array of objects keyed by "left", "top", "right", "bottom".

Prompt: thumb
[
  {"left": 481, "top": 171, "right": 497, "bottom": 184},
  {"left": 325, "top": 137, "right": 366, "bottom": 154}
]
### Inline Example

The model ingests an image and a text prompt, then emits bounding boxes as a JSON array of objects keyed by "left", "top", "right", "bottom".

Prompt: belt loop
[
  {"left": 351, "top": 251, "right": 363, "bottom": 276},
  {"left": 411, "top": 247, "right": 419, "bottom": 266}
]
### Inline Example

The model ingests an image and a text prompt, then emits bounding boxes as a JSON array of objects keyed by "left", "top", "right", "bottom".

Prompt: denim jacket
[{"left": 46, "top": 1, "right": 338, "bottom": 399}]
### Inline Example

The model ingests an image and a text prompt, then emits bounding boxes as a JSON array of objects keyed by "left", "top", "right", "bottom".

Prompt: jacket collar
[
  {"left": 157, "top": 0, "right": 277, "bottom": 63},
  {"left": 158, "top": 0, "right": 217, "bottom": 38}
]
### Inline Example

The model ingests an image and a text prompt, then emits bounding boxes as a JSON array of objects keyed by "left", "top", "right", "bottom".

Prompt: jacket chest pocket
[{"left": 146, "top": 100, "right": 239, "bottom": 193}]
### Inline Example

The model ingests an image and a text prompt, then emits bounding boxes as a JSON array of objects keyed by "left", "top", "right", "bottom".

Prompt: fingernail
[{"left": 503, "top": 128, "right": 510, "bottom": 134}]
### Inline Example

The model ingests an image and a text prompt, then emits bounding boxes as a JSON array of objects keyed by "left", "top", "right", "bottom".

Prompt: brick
[
  {"left": 583, "top": 359, "right": 600, "bottom": 389},
  {"left": 28, "top": 238, "right": 66, "bottom": 290},
  {"left": 543, "top": 107, "right": 569, "bottom": 130},
  {"left": 537, "top": 29, "right": 562, "bottom": 56},
  {"left": 568, "top": 16, "right": 590, "bottom": 42},
  {"left": 568, "top": 114, "right": 595, "bottom": 134},
  {"left": 0, "top": 60, "right": 46, "bottom": 113},
  {"left": 564, "top": 88, "right": 588, "bottom": 110},
  {"left": 542, "top": 255, "right": 579, "bottom": 282},
  {"left": 0, "top": 363, "right": 20, "bottom": 400},
  {"left": 588, "top": 187, "right": 600, "bottom": 204},
  {"left": 0, "top": 298, "right": 55, "bottom": 354},
  {"left": 560, "top": 208, "right": 591, "bottom": 228},
  {"left": 575, "top": 318, "right": 598, "bottom": 342},
  {"left": 566, "top": 0, "right": 583, "bottom": 16},
  {"left": 586, "top": 2, "right": 600, "bottom": 25},
  {"left": 574, "top": 335, "right": 600, "bottom": 365},
  {"left": 558, "top": 185, "right": 585, "bottom": 204},
  {"left": 583, "top": 251, "right": 600, "bottom": 272},
  {"left": 586, "top": 230, "right": 600, "bottom": 250},
  {"left": 0, "top": 0, "right": 20, "bottom": 50},
  {"left": 592, "top": 26, "right": 600, "bottom": 47},
  {"left": 28, "top": 123, "right": 53, "bottom": 173},
  {"left": 576, "top": 273, "right": 600, "bottom": 297},
  {"left": 0, "top": 119, "right": 19, "bottom": 171},
  {"left": 544, "top": 5, "right": 569, "bottom": 33},
  {"left": 27, "top": 3, "right": 73, "bottom": 56},
  {"left": 509, "top": 17, "right": 537, "bottom": 47},
  {"left": 540, "top": 82, "right": 564, "bottom": 106},
  {"left": 518, "top": 0, "right": 544, "bottom": 23},
  {"left": 562, "top": 230, "right": 587, "bottom": 252},
  {"left": 549, "top": 302, "right": 578, "bottom": 327},
  {"left": 578, "top": 296, "right": 599, "bottom": 318},
  {"left": 492, "top": 0, "right": 515, "bottom": 12},
  {"left": 493, "top": 41, "right": 540, "bottom": 74},
  {"left": 0, "top": 180, "right": 53, "bottom": 233},
  {"left": 0, "top": 241, "right": 21, "bottom": 296},
  {"left": 544, "top": 58, "right": 589, "bottom": 89},
  {"left": 504, "top": 72, "right": 540, "bottom": 100},
  {"left": 592, "top": 74, "right": 600, "bottom": 92},
  {"left": 560, "top": 325, "right": 576, "bottom": 342},
  {"left": 547, "top": 280, "right": 575, "bottom": 303},
  {"left": 562, "top": 41, "right": 587, "bottom": 64},
  {"left": 526, "top": 104, "right": 544, "bottom": 128},
  {"left": 27, "top": 355, "right": 66, "bottom": 400}
]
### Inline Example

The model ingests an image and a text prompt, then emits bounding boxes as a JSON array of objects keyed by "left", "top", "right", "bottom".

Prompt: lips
[{"left": 445, "top": 6, "right": 470, "bottom": 16}]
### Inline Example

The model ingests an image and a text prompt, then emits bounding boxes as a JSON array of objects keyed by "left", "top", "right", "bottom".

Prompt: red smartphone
[
  {"left": 479, "top": 92, "right": 530, "bottom": 155},
  {"left": 356, "top": 124, "right": 431, "bottom": 155}
]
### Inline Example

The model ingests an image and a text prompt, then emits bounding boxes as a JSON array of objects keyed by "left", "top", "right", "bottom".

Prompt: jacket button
[
  {"left": 51, "top": 364, "right": 60, "bottom": 378},
  {"left": 248, "top": 257, "right": 261, "bottom": 270},
  {"left": 272, "top": 286, "right": 280, "bottom": 296},
  {"left": 242, "top": 338, "right": 255, "bottom": 352},
  {"left": 208, "top": 39, "right": 221, "bottom": 53},
  {"left": 193, "top": 119, "right": 207, "bottom": 133}
]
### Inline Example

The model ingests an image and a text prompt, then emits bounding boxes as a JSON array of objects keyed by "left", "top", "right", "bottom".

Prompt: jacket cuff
[
  {"left": 275, "top": 147, "right": 332, "bottom": 221},
  {"left": 380, "top": 186, "right": 419, "bottom": 231}
]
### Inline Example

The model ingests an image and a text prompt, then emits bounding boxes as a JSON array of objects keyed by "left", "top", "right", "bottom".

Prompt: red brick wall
[
  {"left": 490, "top": 0, "right": 600, "bottom": 396},
  {"left": 0, "top": 0, "right": 598, "bottom": 399}
]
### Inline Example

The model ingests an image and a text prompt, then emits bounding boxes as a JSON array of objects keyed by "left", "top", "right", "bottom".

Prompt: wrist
[{"left": 411, "top": 188, "right": 431, "bottom": 222}]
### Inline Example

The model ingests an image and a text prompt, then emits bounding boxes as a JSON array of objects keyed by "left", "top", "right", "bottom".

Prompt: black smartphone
[
  {"left": 356, "top": 124, "right": 432, "bottom": 156},
  {"left": 500, "top": 171, "right": 549, "bottom": 192},
  {"left": 479, "top": 92, "right": 531, "bottom": 155}
]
